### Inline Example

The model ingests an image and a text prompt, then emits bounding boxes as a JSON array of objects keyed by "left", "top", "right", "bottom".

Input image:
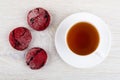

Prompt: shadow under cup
[{"left": 66, "top": 22, "right": 100, "bottom": 56}]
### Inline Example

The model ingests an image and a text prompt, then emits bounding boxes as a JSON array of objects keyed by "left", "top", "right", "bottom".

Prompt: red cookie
[
  {"left": 26, "top": 47, "right": 47, "bottom": 69},
  {"left": 27, "top": 8, "right": 50, "bottom": 31},
  {"left": 9, "top": 27, "right": 32, "bottom": 50}
]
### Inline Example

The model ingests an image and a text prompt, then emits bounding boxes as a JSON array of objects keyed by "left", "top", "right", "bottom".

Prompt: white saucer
[{"left": 55, "top": 12, "right": 111, "bottom": 68}]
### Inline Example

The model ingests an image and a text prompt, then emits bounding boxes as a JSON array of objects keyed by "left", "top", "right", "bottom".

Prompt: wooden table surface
[{"left": 0, "top": 0, "right": 120, "bottom": 80}]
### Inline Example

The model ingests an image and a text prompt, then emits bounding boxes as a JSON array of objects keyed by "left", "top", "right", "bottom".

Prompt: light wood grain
[{"left": 0, "top": 0, "right": 120, "bottom": 80}]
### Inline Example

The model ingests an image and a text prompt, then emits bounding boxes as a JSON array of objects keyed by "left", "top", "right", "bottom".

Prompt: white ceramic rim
[{"left": 55, "top": 12, "right": 111, "bottom": 68}]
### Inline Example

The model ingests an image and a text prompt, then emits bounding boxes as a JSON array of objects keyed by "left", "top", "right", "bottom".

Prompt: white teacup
[
  {"left": 55, "top": 12, "right": 111, "bottom": 68},
  {"left": 65, "top": 21, "right": 100, "bottom": 56}
]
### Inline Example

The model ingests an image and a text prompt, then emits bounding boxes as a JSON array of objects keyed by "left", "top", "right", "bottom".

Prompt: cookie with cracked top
[
  {"left": 26, "top": 47, "right": 47, "bottom": 69},
  {"left": 27, "top": 7, "right": 51, "bottom": 31},
  {"left": 9, "top": 27, "right": 32, "bottom": 50}
]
